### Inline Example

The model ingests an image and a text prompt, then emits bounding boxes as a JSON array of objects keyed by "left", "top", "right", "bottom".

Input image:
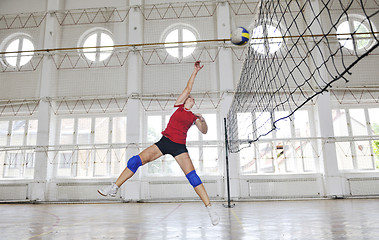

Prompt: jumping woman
[{"left": 98, "top": 61, "right": 220, "bottom": 226}]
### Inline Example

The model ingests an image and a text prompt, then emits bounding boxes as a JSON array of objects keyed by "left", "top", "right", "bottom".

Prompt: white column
[
  {"left": 31, "top": 0, "right": 61, "bottom": 201},
  {"left": 308, "top": 0, "right": 345, "bottom": 197},
  {"left": 122, "top": 0, "right": 143, "bottom": 201},
  {"left": 216, "top": 2, "right": 240, "bottom": 200}
]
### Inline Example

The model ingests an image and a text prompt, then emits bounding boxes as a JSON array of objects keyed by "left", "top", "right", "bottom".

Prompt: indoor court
[{"left": 1, "top": 0, "right": 379, "bottom": 239}]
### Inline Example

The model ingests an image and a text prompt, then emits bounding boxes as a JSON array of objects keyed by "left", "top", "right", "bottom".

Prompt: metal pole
[{"left": 223, "top": 117, "right": 235, "bottom": 208}]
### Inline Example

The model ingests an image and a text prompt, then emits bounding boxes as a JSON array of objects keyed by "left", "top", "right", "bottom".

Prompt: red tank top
[{"left": 162, "top": 104, "right": 198, "bottom": 144}]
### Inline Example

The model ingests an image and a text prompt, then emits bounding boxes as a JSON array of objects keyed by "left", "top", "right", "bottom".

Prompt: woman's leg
[
  {"left": 174, "top": 152, "right": 210, "bottom": 206},
  {"left": 115, "top": 144, "right": 163, "bottom": 187}
]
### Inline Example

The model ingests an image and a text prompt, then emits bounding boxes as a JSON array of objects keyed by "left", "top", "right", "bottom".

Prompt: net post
[{"left": 223, "top": 117, "right": 235, "bottom": 208}]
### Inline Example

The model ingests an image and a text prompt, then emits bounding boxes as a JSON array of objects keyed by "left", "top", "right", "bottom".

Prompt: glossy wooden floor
[{"left": 1, "top": 199, "right": 378, "bottom": 240}]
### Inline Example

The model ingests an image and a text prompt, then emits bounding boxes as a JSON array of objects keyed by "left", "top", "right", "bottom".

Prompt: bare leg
[
  {"left": 115, "top": 144, "right": 163, "bottom": 187},
  {"left": 175, "top": 152, "right": 211, "bottom": 206}
]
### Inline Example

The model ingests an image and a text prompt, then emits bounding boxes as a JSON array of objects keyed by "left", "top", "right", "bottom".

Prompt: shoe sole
[
  {"left": 97, "top": 190, "right": 116, "bottom": 197},
  {"left": 97, "top": 190, "right": 107, "bottom": 196}
]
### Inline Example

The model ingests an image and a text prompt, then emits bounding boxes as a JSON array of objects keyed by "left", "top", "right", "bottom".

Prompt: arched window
[
  {"left": 337, "top": 16, "right": 376, "bottom": 51},
  {"left": 251, "top": 25, "right": 283, "bottom": 55},
  {"left": 1, "top": 33, "right": 34, "bottom": 67},
  {"left": 162, "top": 24, "right": 199, "bottom": 58},
  {"left": 78, "top": 28, "right": 114, "bottom": 62}
]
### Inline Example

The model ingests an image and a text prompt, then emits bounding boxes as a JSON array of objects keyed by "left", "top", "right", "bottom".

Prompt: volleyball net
[{"left": 226, "top": 0, "right": 379, "bottom": 153}]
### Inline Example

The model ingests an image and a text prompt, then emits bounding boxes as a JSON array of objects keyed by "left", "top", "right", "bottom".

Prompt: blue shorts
[{"left": 155, "top": 136, "right": 188, "bottom": 157}]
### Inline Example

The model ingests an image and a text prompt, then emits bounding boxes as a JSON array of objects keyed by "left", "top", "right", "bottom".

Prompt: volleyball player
[{"left": 98, "top": 61, "right": 220, "bottom": 226}]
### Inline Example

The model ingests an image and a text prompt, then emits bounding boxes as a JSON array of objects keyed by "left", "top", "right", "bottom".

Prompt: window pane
[
  {"left": 57, "top": 151, "right": 74, "bottom": 177},
  {"left": 350, "top": 109, "right": 368, "bottom": 135},
  {"left": 94, "top": 149, "right": 107, "bottom": 176},
  {"left": 240, "top": 144, "right": 256, "bottom": 174},
  {"left": 111, "top": 148, "right": 126, "bottom": 176},
  {"left": 294, "top": 110, "right": 310, "bottom": 138},
  {"left": 20, "top": 38, "right": 34, "bottom": 66},
  {"left": 255, "top": 112, "right": 272, "bottom": 138},
  {"left": 99, "top": 33, "right": 113, "bottom": 61},
  {"left": 83, "top": 33, "right": 97, "bottom": 61},
  {"left": 5, "top": 39, "right": 19, "bottom": 66},
  {"left": 336, "top": 142, "right": 354, "bottom": 170},
  {"left": 147, "top": 116, "right": 162, "bottom": 142},
  {"left": 368, "top": 108, "right": 379, "bottom": 135},
  {"left": 187, "top": 124, "right": 198, "bottom": 141},
  {"left": 27, "top": 120, "right": 38, "bottom": 145},
  {"left": 274, "top": 111, "right": 291, "bottom": 138},
  {"left": 332, "top": 109, "right": 348, "bottom": 137},
  {"left": 0, "top": 121, "right": 9, "bottom": 145},
  {"left": 203, "top": 147, "right": 219, "bottom": 174},
  {"left": 237, "top": 112, "right": 252, "bottom": 140},
  {"left": 182, "top": 29, "right": 196, "bottom": 57},
  {"left": 10, "top": 120, "right": 25, "bottom": 146},
  {"left": 258, "top": 143, "right": 274, "bottom": 172},
  {"left": 4, "top": 152, "right": 22, "bottom": 177},
  {"left": 202, "top": 114, "right": 217, "bottom": 141},
  {"left": 354, "top": 21, "right": 370, "bottom": 49},
  {"left": 112, "top": 117, "right": 126, "bottom": 143},
  {"left": 77, "top": 150, "right": 92, "bottom": 177},
  {"left": 165, "top": 29, "right": 179, "bottom": 58},
  {"left": 60, "top": 118, "right": 74, "bottom": 145},
  {"left": 188, "top": 147, "right": 199, "bottom": 170},
  {"left": 94, "top": 118, "right": 109, "bottom": 144},
  {"left": 355, "top": 141, "right": 374, "bottom": 169},
  {"left": 77, "top": 118, "right": 92, "bottom": 144},
  {"left": 369, "top": 108, "right": 379, "bottom": 169}
]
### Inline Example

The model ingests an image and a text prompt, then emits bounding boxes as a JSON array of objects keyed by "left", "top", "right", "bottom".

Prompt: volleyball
[{"left": 230, "top": 27, "right": 250, "bottom": 45}]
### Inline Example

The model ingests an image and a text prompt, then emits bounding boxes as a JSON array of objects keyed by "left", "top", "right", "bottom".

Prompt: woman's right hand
[{"left": 194, "top": 61, "right": 204, "bottom": 72}]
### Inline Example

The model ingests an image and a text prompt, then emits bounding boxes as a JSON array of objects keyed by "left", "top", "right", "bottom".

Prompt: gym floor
[{"left": 1, "top": 199, "right": 378, "bottom": 240}]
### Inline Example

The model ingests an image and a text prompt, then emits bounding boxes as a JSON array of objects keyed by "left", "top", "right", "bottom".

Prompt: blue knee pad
[
  {"left": 186, "top": 170, "right": 202, "bottom": 188},
  {"left": 127, "top": 155, "right": 142, "bottom": 173}
]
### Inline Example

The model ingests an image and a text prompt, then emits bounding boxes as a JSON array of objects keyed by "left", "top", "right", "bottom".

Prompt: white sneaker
[
  {"left": 98, "top": 183, "right": 119, "bottom": 197},
  {"left": 206, "top": 204, "right": 220, "bottom": 226}
]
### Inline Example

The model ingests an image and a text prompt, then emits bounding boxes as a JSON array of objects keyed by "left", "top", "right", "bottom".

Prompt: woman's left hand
[{"left": 195, "top": 113, "right": 205, "bottom": 121}]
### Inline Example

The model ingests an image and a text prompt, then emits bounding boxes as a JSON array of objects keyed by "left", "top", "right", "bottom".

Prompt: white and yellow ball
[{"left": 230, "top": 27, "right": 250, "bottom": 45}]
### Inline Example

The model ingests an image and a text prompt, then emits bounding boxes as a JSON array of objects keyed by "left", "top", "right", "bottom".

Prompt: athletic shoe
[
  {"left": 206, "top": 204, "right": 220, "bottom": 226},
  {"left": 98, "top": 183, "right": 119, "bottom": 197}
]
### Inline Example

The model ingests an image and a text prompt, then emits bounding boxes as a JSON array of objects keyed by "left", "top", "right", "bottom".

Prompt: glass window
[
  {"left": 332, "top": 109, "right": 349, "bottom": 136},
  {"left": 147, "top": 115, "right": 162, "bottom": 142},
  {"left": 112, "top": 117, "right": 126, "bottom": 143},
  {"left": 240, "top": 144, "right": 256, "bottom": 174},
  {"left": 202, "top": 114, "right": 217, "bottom": 141},
  {"left": 337, "top": 18, "right": 374, "bottom": 51},
  {"left": 3, "top": 35, "right": 34, "bottom": 67},
  {"left": 81, "top": 29, "right": 114, "bottom": 62},
  {"left": 164, "top": 24, "right": 197, "bottom": 58},
  {"left": 10, "top": 120, "right": 25, "bottom": 146},
  {"left": 77, "top": 118, "right": 92, "bottom": 144},
  {"left": 57, "top": 152, "right": 74, "bottom": 177},
  {"left": 0, "top": 121, "right": 9, "bottom": 145},
  {"left": 26, "top": 120, "right": 38, "bottom": 145},
  {"left": 203, "top": 147, "right": 219, "bottom": 174},
  {"left": 369, "top": 108, "right": 379, "bottom": 169},
  {"left": 350, "top": 109, "right": 368, "bottom": 136},
  {"left": 94, "top": 117, "right": 109, "bottom": 144},
  {"left": 251, "top": 25, "right": 283, "bottom": 54},
  {"left": 355, "top": 141, "right": 374, "bottom": 169},
  {"left": 255, "top": 112, "right": 272, "bottom": 138},
  {"left": 274, "top": 111, "right": 291, "bottom": 138},
  {"left": 60, "top": 118, "right": 75, "bottom": 145},
  {"left": 294, "top": 110, "right": 310, "bottom": 138},
  {"left": 336, "top": 142, "right": 354, "bottom": 170},
  {"left": 237, "top": 112, "right": 252, "bottom": 140}
]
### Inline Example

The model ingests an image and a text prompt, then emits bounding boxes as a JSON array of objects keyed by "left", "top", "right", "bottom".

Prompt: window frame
[
  {"left": 77, "top": 27, "right": 115, "bottom": 62},
  {"left": 161, "top": 23, "right": 200, "bottom": 59},
  {"left": 0, "top": 33, "right": 35, "bottom": 68}
]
